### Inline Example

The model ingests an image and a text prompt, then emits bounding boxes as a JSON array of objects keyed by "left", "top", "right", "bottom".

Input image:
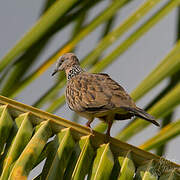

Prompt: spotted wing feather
[{"left": 65, "top": 72, "right": 135, "bottom": 113}]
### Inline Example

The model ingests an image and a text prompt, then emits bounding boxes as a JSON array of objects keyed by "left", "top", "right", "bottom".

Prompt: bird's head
[{"left": 52, "top": 53, "right": 80, "bottom": 76}]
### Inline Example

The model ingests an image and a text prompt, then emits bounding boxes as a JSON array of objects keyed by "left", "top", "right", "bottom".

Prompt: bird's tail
[{"left": 122, "top": 106, "right": 160, "bottom": 127}]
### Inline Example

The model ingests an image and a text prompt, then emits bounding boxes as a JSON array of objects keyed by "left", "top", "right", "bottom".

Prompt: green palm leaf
[
  {"left": 139, "top": 119, "right": 180, "bottom": 151},
  {"left": 0, "top": 95, "right": 179, "bottom": 179},
  {"left": 0, "top": 0, "right": 79, "bottom": 72},
  {"left": 0, "top": 0, "right": 180, "bottom": 178}
]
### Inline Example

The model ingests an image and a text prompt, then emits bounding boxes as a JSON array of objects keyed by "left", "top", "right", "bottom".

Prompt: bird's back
[{"left": 65, "top": 72, "right": 136, "bottom": 114}]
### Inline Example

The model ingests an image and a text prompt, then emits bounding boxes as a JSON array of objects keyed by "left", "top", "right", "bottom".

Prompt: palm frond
[{"left": 0, "top": 95, "right": 179, "bottom": 179}]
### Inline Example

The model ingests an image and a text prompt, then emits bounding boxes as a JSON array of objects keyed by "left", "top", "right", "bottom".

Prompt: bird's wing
[{"left": 66, "top": 72, "right": 136, "bottom": 113}]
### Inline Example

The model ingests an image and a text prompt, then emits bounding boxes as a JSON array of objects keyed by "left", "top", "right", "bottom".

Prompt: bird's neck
[{"left": 66, "top": 65, "right": 84, "bottom": 80}]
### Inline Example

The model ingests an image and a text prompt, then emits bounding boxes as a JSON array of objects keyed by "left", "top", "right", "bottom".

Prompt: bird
[{"left": 52, "top": 53, "right": 160, "bottom": 136}]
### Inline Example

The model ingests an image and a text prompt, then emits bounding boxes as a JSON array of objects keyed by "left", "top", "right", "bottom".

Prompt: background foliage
[{"left": 0, "top": 0, "right": 180, "bottom": 178}]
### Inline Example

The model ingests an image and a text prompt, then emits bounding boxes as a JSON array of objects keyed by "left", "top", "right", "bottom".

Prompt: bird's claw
[
  {"left": 86, "top": 123, "right": 94, "bottom": 134},
  {"left": 104, "top": 133, "right": 111, "bottom": 143},
  {"left": 89, "top": 127, "right": 94, "bottom": 134}
]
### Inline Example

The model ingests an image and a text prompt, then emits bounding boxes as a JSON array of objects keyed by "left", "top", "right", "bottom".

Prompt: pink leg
[
  {"left": 106, "top": 120, "right": 113, "bottom": 137},
  {"left": 86, "top": 118, "right": 94, "bottom": 133}
]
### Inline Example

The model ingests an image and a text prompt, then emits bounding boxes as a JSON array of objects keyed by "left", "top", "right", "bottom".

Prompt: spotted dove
[{"left": 52, "top": 53, "right": 160, "bottom": 136}]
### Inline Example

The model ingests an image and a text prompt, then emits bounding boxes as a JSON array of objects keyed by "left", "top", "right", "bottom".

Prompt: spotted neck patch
[{"left": 67, "top": 65, "right": 84, "bottom": 80}]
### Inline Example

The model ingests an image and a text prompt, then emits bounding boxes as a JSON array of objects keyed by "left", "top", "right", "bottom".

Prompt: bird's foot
[
  {"left": 89, "top": 127, "right": 94, "bottom": 134},
  {"left": 104, "top": 132, "right": 111, "bottom": 143},
  {"left": 86, "top": 123, "right": 94, "bottom": 134}
]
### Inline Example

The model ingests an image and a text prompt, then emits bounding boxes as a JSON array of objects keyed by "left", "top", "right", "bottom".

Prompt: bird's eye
[{"left": 61, "top": 58, "right": 65, "bottom": 63}]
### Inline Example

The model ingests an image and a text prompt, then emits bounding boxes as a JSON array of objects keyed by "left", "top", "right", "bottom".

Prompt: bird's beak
[{"left": 51, "top": 69, "right": 58, "bottom": 76}]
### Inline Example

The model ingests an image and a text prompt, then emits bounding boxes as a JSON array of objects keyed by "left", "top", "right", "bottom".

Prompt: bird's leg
[
  {"left": 105, "top": 113, "right": 114, "bottom": 137},
  {"left": 86, "top": 118, "right": 94, "bottom": 133},
  {"left": 86, "top": 119, "right": 93, "bottom": 128},
  {"left": 106, "top": 120, "right": 113, "bottom": 137}
]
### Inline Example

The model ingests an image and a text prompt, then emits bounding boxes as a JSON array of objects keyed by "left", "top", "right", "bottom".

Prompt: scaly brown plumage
[{"left": 52, "top": 53, "right": 160, "bottom": 136}]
